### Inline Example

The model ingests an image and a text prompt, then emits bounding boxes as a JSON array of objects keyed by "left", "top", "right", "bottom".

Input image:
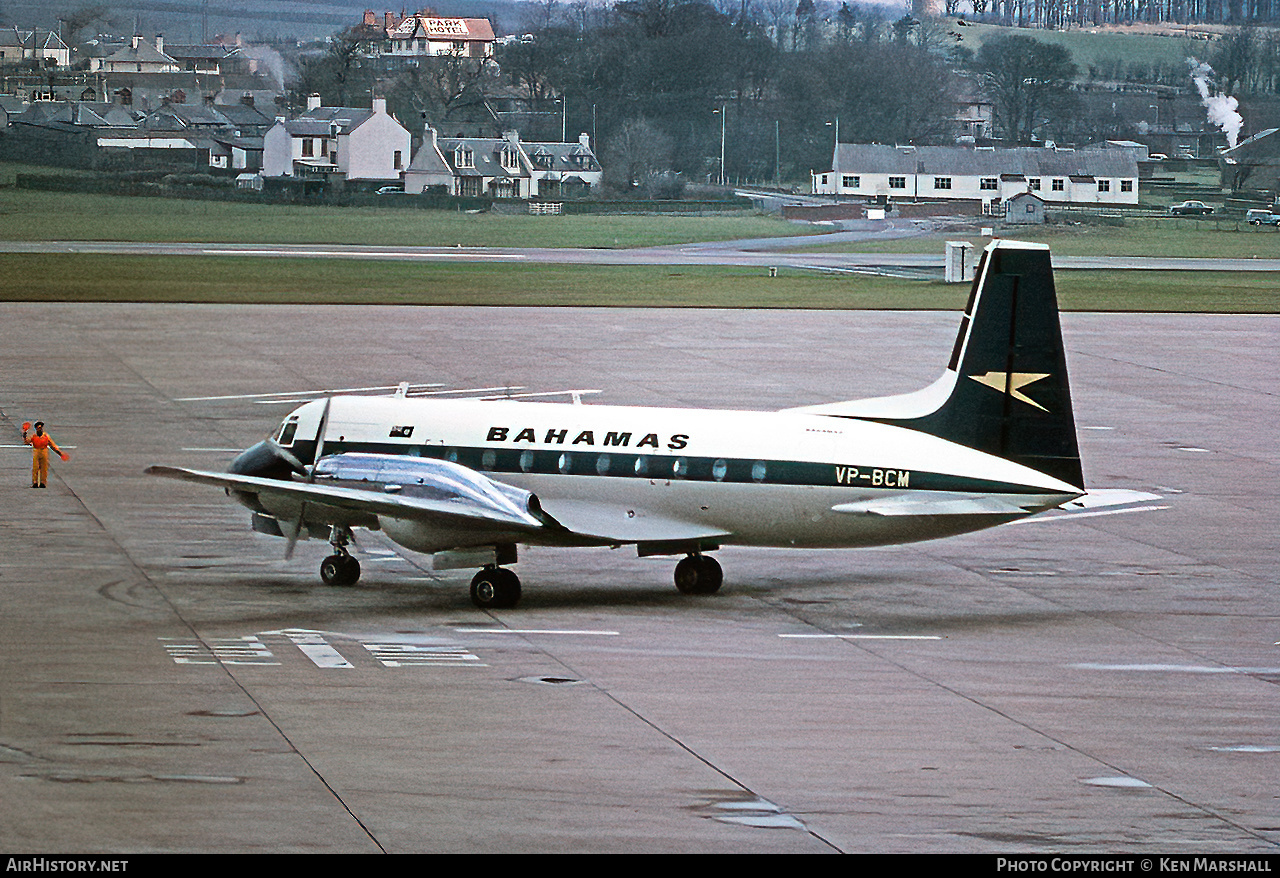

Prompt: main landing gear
[
  {"left": 319, "top": 526, "right": 361, "bottom": 587},
  {"left": 470, "top": 566, "right": 521, "bottom": 610},
  {"left": 674, "top": 553, "right": 722, "bottom": 595},
  {"left": 467, "top": 554, "right": 722, "bottom": 609}
]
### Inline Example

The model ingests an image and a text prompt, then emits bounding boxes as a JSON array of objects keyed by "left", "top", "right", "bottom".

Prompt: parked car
[
  {"left": 1174, "top": 152, "right": 1196, "bottom": 160},
  {"left": 1148, "top": 153, "right": 1168, "bottom": 161},
  {"left": 1245, "top": 208, "right": 1280, "bottom": 226},
  {"left": 1169, "top": 200, "right": 1214, "bottom": 215},
  {"left": 375, "top": 185, "right": 405, "bottom": 196}
]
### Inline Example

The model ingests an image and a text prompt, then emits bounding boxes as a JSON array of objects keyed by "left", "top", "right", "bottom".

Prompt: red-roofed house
[{"left": 359, "top": 10, "right": 495, "bottom": 61}]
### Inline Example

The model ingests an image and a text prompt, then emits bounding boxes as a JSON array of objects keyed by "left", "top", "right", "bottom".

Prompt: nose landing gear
[
  {"left": 319, "top": 525, "right": 361, "bottom": 587},
  {"left": 470, "top": 566, "right": 522, "bottom": 609}
]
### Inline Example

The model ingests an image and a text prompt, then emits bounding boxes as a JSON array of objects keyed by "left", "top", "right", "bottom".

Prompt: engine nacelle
[{"left": 312, "top": 452, "right": 543, "bottom": 521}]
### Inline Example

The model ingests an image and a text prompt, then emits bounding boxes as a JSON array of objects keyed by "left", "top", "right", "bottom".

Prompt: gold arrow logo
[{"left": 969, "top": 371, "right": 1051, "bottom": 411}]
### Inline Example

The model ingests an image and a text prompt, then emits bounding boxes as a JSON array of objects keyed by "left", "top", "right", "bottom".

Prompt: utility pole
[
  {"left": 714, "top": 104, "right": 726, "bottom": 186},
  {"left": 775, "top": 119, "right": 780, "bottom": 186}
]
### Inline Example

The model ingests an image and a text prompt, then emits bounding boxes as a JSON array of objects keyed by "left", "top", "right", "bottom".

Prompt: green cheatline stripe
[{"left": 309, "top": 441, "right": 1048, "bottom": 495}]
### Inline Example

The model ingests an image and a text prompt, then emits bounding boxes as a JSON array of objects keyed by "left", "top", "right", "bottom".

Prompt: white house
[
  {"left": 403, "top": 127, "right": 456, "bottom": 194},
  {"left": 404, "top": 128, "right": 602, "bottom": 197},
  {"left": 0, "top": 27, "right": 71, "bottom": 67},
  {"left": 521, "top": 133, "right": 603, "bottom": 197},
  {"left": 262, "top": 96, "right": 411, "bottom": 182},
  {"left": 813, "top": 144, "right": 1140, "bottom": 208},
  {"left": 93, "top": 35, "right": 180, "bottom": 74}
]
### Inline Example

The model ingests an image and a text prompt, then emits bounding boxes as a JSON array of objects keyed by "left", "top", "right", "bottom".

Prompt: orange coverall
[{"left": 24, "top": 431, "right": 64, "bottom": 487}]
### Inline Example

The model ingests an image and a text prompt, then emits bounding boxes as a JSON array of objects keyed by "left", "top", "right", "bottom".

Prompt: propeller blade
[
  {"left": 274, "top": 444, "right": 306, "bottom": 474},
  {"left": 311, "top": 397, "right": 332, "bottom": 482},
  {"left": 283, "top": 504, "right": 305, "bottom": 560}
]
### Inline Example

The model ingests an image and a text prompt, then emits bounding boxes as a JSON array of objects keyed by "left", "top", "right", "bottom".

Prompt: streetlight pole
[{"left": 718, "top": 104, "right": 726, "bottom": 187}]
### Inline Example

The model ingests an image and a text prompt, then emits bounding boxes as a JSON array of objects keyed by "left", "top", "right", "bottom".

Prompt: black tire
[
  {"left": 320, "top": 554, "right": 360, "bottom": 587},
  {"left": 470, "top": 567, "right": 521, "bottom": 609},
  {"left": 674, "top": 554, "right": 722, "bottom": 595}
]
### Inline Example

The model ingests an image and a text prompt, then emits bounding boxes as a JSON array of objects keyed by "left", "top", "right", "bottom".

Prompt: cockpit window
[{"left": 277, "top": 418, "right": 299, "bottom": 447}]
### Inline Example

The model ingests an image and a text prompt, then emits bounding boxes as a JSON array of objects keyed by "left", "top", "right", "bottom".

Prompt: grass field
[
  {"left": 2, "top": 170, "right": 1275, "bottom": 313},
  {"left": 1, "top": 254, "right": 1275, "bottom": 312},
  {"left": 951, "top": 21, "right": 1208, "bottom": 74},
  {"left": 0, "top": 187, "right": 803, "bottom": 249}
]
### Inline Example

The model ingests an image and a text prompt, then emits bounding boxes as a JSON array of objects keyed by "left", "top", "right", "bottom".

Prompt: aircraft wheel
[
  {"left": 320, "top": 554, "right": 361, "bottom": 587},
  {"left": 471, "top": 567, "right": 521, "bottom": 609},
  {"left": 674, "top": 554, "right": 722, "bottom": 595}
]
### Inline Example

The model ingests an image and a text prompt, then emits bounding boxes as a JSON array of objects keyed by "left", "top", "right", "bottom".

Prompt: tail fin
[
  {"left": 790, "top": 240, "right": 1083, "bottom": 489},
  {"left": 888, "top": 241, "right": 1083, "bottom": 488}
]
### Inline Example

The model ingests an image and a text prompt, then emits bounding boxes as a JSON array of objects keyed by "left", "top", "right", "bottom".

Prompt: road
[{"left": 4, "top": 237, "right": 1280, "bottom": 274}]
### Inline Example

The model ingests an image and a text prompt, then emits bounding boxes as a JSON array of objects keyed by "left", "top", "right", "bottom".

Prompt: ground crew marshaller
[{"left": 22, "top": 421, "right": 68, "bottom": 488}]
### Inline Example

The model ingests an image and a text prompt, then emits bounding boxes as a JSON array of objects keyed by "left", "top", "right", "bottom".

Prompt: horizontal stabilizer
[{"left": 831, "top": 491, "right": 1072, "bottom": 517}]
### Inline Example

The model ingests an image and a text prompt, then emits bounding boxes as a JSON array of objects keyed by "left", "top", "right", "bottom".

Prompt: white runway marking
[
  {"left": 0, "top": 444, "right": 78, "bottom": 449},
  {"left": 274, "top": 629, "right": 353, "bottom": 668},
  {"left": 1072, "top": 662, "right": 1280, "bottom": 674},
  {"left": 363, "top": 644, "right": 486, "bottom": 668},
  {"left": 177, "top": 383, "right": 445, "bottom": 402},
  {"left": 201, "top": 249, "right": 526, "bottom": 260},
  {"left": 779, "top": 633, "right": 942, "bottom": 641},
  {"left": 1081, "top": 776, "right": 1152, "bottom": 789},
  {"left": 159, "top": 636, "right": 279, "bottom": 665},
  {"left": 454, "top": 628, "right": 620, "bottom": 636}
]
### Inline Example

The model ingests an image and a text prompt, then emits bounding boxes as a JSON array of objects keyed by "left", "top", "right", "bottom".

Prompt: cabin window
[
  {"left": 558, "top": 453, "right": 572, "bottom": 474},
  {"left": 596, "top": 454, "right": 611, "bottom": 476},
  {"left": 634, "top": 456, "right": 648, "bottom": 476},
  {"left": 711, "top": 459, "right": 728, "bottom": 481},
  {"left": 481, "top": 450, "right": 497, "bottom": 470},
  {"left": 519, "top": 450, "right": 534, "bottom": 472},
  {"left": 672, "top": 458, "right": 688, "bottom": 478},
  {"left": 751, "top": 461, "right": 767, "bottom": 483}
]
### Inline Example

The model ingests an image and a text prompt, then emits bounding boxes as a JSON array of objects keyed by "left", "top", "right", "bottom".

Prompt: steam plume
[{"left": 1189, "top": 59, "right": 1242, "bottom": 149}]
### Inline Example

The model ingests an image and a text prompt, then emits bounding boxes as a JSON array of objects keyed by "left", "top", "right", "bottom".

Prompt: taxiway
[{"left": 0, "top": 304, "right": 1275, "bottom": 853}]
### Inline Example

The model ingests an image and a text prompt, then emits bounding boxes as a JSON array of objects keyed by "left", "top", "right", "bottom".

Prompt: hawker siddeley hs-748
[{"left": 149, "top": 241, "right": 1089, "bottom": 609}]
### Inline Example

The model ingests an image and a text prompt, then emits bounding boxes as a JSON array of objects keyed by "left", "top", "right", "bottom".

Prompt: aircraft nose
[{"left": 229, "top": 440, "right": 303, "bottom": 480}]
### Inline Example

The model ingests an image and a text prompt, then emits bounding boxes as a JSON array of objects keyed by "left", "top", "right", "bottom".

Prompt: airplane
[{"left": 148, "top": 240, "right": 1087, "bottom": 609}]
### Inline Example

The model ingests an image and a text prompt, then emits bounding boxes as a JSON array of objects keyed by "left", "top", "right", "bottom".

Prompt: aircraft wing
[
  {"left": 533, "top": 498, "right": 732, "bottom": 545},
  {"left": 145, "top": 465, "right": 548, "bottom": 534},
  {"left": 146, "top": 462, "right": 731, "bottom": 548}
]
